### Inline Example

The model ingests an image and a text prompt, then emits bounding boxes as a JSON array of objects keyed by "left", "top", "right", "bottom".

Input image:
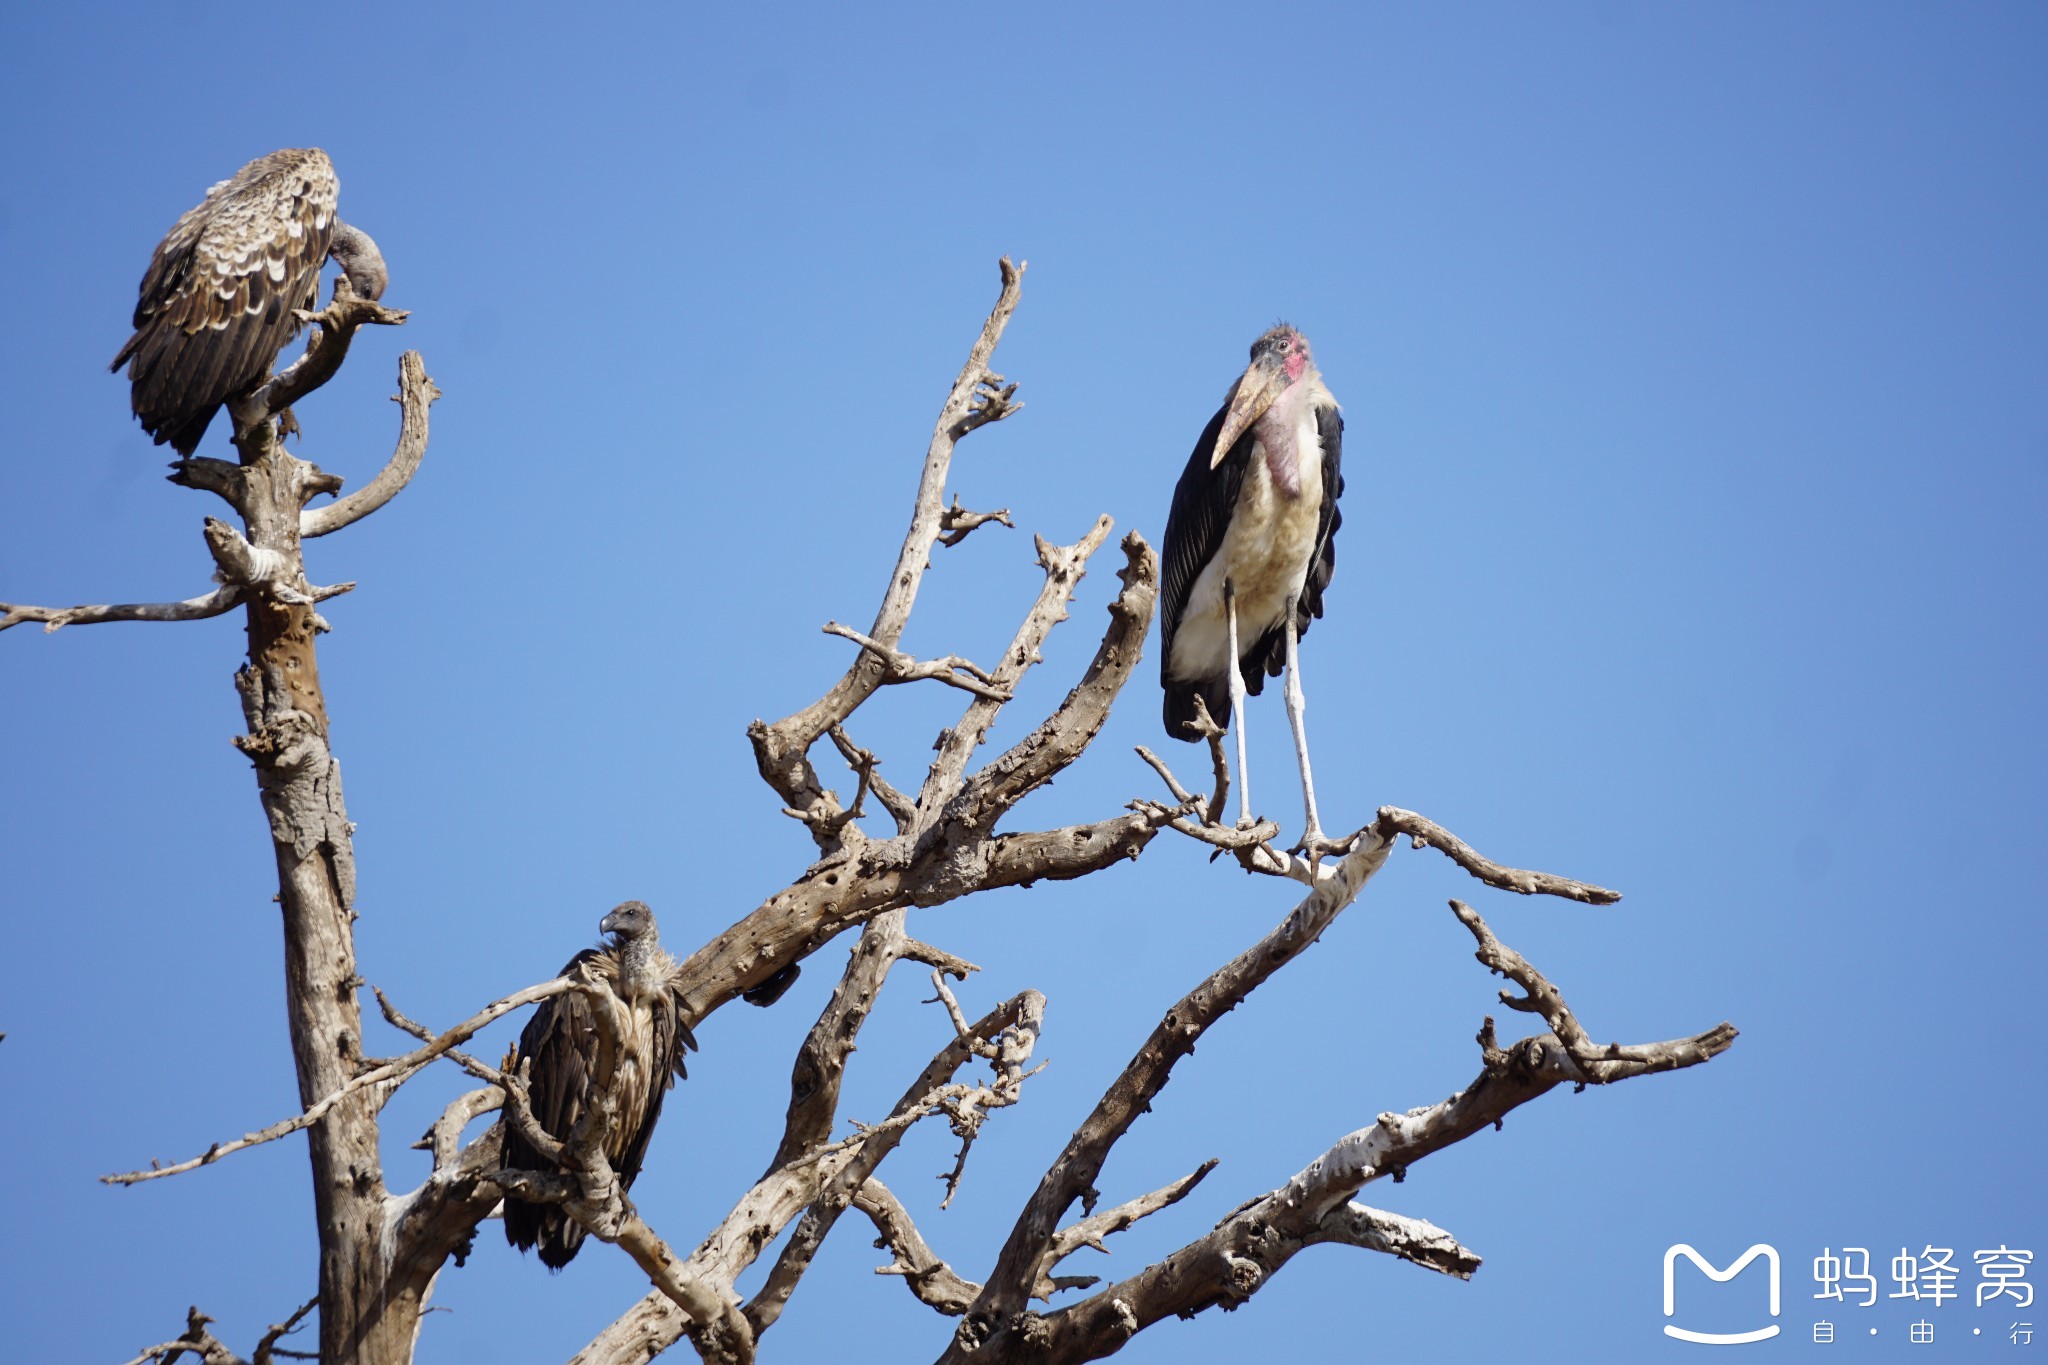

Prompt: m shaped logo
[{"left": 1663, "top": 1244, "right": 1782, "bottom": 1344}]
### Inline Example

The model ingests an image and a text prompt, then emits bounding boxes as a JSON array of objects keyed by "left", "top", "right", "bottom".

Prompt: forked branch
[{"left": 301, "top": 350, "right": 440, "bottom": 537}]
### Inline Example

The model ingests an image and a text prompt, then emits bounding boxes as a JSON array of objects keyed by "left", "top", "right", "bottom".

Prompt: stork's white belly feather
[{"left": 1167, "top": 404, "right": 1326, "bottom": 683}]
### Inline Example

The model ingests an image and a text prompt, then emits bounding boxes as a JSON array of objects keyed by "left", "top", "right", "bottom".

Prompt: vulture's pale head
[
  {"left": 600, "top": 900, "right": 658, "bottom": 941},
  {"left": 1211, "top": 324, "right": 1316, "bottom": 469}
]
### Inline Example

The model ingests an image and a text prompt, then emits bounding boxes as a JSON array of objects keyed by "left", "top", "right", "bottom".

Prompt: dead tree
[{"left": 5, "top": 258, "right": 1735, "bottom": 1365}]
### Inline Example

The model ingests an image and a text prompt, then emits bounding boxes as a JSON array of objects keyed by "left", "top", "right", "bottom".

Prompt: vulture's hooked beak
[
  {"left": 1210, "top": 360, "right": 1287, "bottom": 469},
  {"left": 599, "top": 908, "right": 624, "bottom": 935}
]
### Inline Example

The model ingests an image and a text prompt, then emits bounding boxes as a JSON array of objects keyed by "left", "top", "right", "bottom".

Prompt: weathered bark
[{"left": 212, "top": 299, "right": 429, "bottom": 1363}]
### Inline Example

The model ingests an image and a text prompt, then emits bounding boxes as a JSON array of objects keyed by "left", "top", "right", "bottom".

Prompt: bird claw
[{"left": 1289, "top": 826, "right": 1350, "bottom": 870}]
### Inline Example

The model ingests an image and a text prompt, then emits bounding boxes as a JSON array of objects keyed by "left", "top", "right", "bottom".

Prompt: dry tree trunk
[
  {"left": 11, "top": 282, "right": 436, "bottom": 1363},
  {"left": 207, "top": 301, "right": 436, "bottom": 1364}
]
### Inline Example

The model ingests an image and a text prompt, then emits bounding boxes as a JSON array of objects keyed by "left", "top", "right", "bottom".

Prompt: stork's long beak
[{"left": 1210, "top": 361, "right": 1286, "bottom": 469}]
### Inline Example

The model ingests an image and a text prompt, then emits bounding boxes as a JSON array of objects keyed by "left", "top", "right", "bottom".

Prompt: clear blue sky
[{"left": 3, "top": 3, "right": 2043, "bottom": 1361}]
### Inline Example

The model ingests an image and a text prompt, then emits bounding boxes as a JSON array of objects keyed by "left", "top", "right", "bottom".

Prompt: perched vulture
[
  {"left": 501, "top": 901, "right": 696, "bottom": 1269},
  {"left": 110, "top": 147, "right": 388, "bottom": 456},
  {"left": 1159, "top": 324, "right": 1345, "bottom": 845}
]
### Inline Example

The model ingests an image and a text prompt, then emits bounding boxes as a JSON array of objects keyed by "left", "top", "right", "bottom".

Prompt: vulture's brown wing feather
[
  {"left": 612, "top": 981, "right": 696, "bottom": 1187},
  {"left": 501, "top": 950, "right": 604, "bottom": 1269},
  {"left": 112, "top": 149, "right": 337, "bottom": 456}
]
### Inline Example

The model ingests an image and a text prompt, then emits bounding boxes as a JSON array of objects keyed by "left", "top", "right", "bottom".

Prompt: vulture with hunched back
[
  {"left": 111, "top": 147, "right": 388, "bottom": 456},
  {"left": 501, "top": 901, "right": 697, "bottom": 1269}
]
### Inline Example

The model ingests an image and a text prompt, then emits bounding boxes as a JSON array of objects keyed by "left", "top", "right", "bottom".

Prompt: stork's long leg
[
  {"left": 1283, "top": 613, "right": 1327, "bottom": 854},
  {"left": 1225, "top": 579, "right": 1253, "bottom": 828}
]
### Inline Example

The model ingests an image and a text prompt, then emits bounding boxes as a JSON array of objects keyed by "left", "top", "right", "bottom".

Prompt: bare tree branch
[
  {"left": 953, "top": 825, "right": 1398, "bottom": 1355},
  {"left": 952, "top": 881, "right": 1734, "bottom": 1364},
  {"left": 822, "top": 621, "right": 1013, "bottom": 702},
  {"left": 855, "top": 1177, "right": 983, "bottom": 1314},
  {"left": 0, "top": 510, "right": 359, "bottom": 635},
  {"left": 938, "top": 495, "right": 1015, "bottom": 547},
  {"left": 577, "top": 989, "right": 1045, "bottom": 1364},
  {"left": 237, "top": 277, "right": 409, "bottom": 430},
  {"left": 916, "top": 518, "right": 1120, "bottom": 817},
  {"left": 413, "top": 1087, "right": 502, "bottom": 1172},
  {"left": 1450, "top": 898, "right": 1736, "bottom": 1080},
  {"left": 1379, "top": 806, "right": 1621, "bottom": 904},
  {"left": 1304, "top": 1203, "right": 1481, "bottom": 1279},
  {"left": 673, "top": 540, "right": 1162, "bottom": 1018},
  {"left": 829, "top": 725, "right": 917, "bottom": 832},
  {"left": 118, "top": 1307, "right": 246, "bottom": 1365},
  {"left": 250, "top": 1296, "right": 319, "bottom": 1365},
  {"left": 770, "top": 909, "right": 915, "bottom": 1172},
  {"left": 1040, "top": 1160, "right": 1218, "bottom": 1287},
  {"left": 0, "top": 586, "right": 244, "bottom": 634},
  {"left": 300, "top": 351, "right": 440, "bottom": 537},
  {"left": 750, "top": 257, "right": 1026, "bottom": 832},
  {"left": 102, "top": 978, "right": 570, "bottom": 1185}
]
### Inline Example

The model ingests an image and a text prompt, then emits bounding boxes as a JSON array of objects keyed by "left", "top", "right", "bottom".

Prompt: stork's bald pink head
[{"left": 1211, "top": 325, "right": 1318, "bottom": 468}]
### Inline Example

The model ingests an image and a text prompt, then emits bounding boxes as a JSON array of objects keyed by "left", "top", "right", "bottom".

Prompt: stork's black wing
[
  {"left": 1247, "top": 401, "right": 1344, "bottom": 683},
  {"left": 1160, "top": 402, "right": 1258, "bottom": 739},
  {"left": 111, "top": 149, "right": 336, "bottom": 456}
]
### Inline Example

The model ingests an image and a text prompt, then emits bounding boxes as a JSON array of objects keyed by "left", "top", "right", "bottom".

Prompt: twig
[
  {"left": 828, "top": 725, "right": 916, "bottom": 831},
  {"left": 938, "top": 495, "right": 1015, "bottom": 547},
  {"left": 903, "top": 939, "right": 979, "bottom": 980},
  {"left": 1188, "top": 693, "right": 1231, "bottom": 826},
  {"left": 0, "top": 586, "right": 244, "bottom": 634},
  {"left": 822, "top": 621, "right": 1012, "bottom": 701},
  {"left": 918, "top": 518, "right": 1119, "bottom": 818},
  {"left": 373, "top": 987, "right": 501, "bottom": 1087},
  {"left": 117, "top": 1307, "right": 243, "bottom": 1365},
  {"left": 103, "top": 977, "right": 571, "bottom": 1184},
  {"left": 1132, "top": 746, "right": 1198, "bottom": 807},
  {"left": 240, "top": 276, "right": 409, "bottom": 427},
  {"left": 251, "top": 1296, "right": 319, "bottom": 1365},
  {"left": 1379, "top": 806, "right": 1621, "bottom": 904},
  {"left": 751, "top": 257, "right": 1027, "bottom": 827},
  {"left": 413, "top": 1087, "right": 502, "bottom": 1171},
  {"left": 1041, "top": 1160, "right": 1218, "bottom": 1281},
  {"left": 854, "top": 1177, "right": 982, "bottom": 1315},
  {"left": 938, "top": 528, "right": 1154, "bottom": 829},
  {"left": 1449, "top": 899, "right": 1732, "bottom": 1079}
]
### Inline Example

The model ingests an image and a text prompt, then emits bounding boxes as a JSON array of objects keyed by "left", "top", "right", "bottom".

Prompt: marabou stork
[
  {"left": 112, "top": 148, "right": 388, "bottom": 456},
  {"left": 1159, "top": 324, "right": 1345, "bottom": 852}
]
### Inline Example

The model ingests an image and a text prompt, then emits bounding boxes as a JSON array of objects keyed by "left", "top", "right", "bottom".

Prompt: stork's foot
[{"left": 1289, "top": 823, "right": 1352, "bottom": 869}]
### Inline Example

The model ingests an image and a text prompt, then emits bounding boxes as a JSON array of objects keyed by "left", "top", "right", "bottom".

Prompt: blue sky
[{"left": 2, "top": 3, "right": 2043, "bottom": 1361}]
